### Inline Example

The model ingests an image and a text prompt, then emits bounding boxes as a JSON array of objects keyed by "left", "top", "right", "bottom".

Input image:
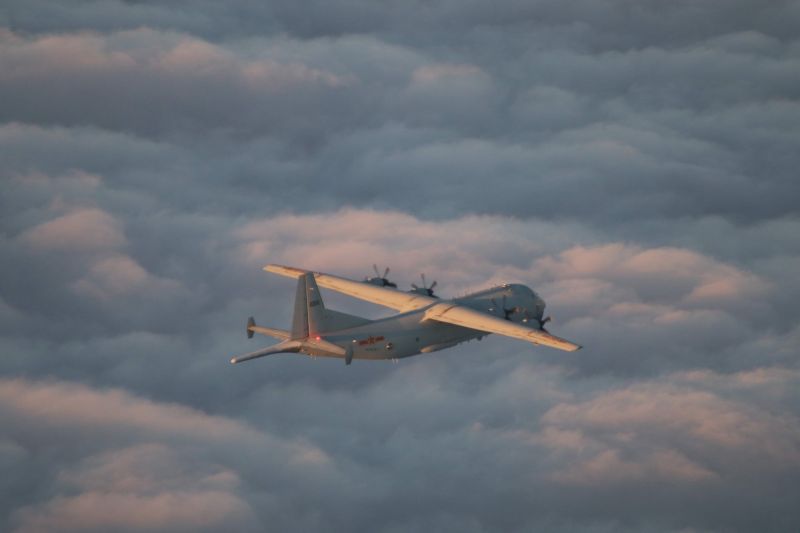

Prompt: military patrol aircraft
[{"left": 230, "top": 264, "right": 581, "bottom": 365}]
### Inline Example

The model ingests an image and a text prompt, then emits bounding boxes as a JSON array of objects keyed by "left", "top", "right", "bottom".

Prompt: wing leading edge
[
  {"left": 423, "top": 303, "right": 582, "bottom": 352},
  {"left": 264, "top": 264, "right": 437, "bottom": 312}
]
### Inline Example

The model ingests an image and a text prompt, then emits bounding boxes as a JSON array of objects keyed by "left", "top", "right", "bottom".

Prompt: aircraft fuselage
[{"left": 302, "top": 284, "right": 545, "bottom": 360}]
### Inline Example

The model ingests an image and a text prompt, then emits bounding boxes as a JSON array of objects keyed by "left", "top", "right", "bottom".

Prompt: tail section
[
  {"left": 232, "top": 272, "right": 361, "bottom": 365},
  {"left": 232, "top": 276, "right": 342, "bottom": 364},
  {"left": 251, "top": 273, "right": 339, "bottom": 342}
]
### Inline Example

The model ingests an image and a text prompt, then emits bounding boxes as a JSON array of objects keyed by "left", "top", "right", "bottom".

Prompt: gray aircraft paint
[{"left": 233, "top": 273, "right": 548, "bottom": 364}]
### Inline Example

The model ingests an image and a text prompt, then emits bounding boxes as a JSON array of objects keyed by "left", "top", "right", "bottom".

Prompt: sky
[{"left": 1, "top": 1, "right": 799, "bottom": 531}]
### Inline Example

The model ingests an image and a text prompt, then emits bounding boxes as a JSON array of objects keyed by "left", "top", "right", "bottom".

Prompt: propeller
[
  {"left": 519, "top": 309, "right": 551, "bottom": 330},
  {"left": 364, "top": 264, "right": 397, "bottom": 288},
  {"left": 490, "top": 295, "right": 519, "bottom": 320},
  {"left": 516, "top": 300, "right": 553, "bottom": 332},
  {"left": 539, "top": 315, "right": 551, "bottom": 331},
  {"left": 411, "top": 273, "right": 437, "bottom": 297}
]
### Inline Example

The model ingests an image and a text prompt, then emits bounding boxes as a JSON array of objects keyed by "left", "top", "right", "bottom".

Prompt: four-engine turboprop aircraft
[{"left": 230, "top": 264, "right": 582, "bottom": 365}]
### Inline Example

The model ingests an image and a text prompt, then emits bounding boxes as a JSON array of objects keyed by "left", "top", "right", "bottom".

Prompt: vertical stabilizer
[
  {"left": 290, "top": 274, "right": 309, "bottom": 339},
  {"left": 305, "top": 273, "right": 326, "bottom": 336},
  {"left": 290, "top": 273, "right": 327, "bottom": 339}
]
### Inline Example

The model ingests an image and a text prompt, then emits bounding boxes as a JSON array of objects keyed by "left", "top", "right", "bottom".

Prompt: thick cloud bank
[{"left": 1, "top": 1, "right": 799, "bottom": 532}]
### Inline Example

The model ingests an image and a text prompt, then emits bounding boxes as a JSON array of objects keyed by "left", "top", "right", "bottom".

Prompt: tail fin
[{"left": 290, "top": 272, "right": 327, "bottom": 340}]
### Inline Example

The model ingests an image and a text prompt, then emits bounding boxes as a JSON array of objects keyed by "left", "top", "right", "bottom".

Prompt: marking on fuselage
[{"left": 358, "top": 335, "right": 385, "bottom": 346}]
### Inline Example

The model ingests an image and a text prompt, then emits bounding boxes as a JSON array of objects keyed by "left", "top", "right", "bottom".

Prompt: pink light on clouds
[
  {"left": 233, "top": 208, "right": 568, "bottom": 292},
  {"left": 19, "top": 208, "right": 126, "bottom": 252},
  {"left": 532, "top": 371, "right": 800, "bottom": 488},
  {"left": 1, "top": 378, "right": 344, "bottom": 532},
  {"left": 0, "top": 28, "right": 348, "bottom": 95},
  {"left": 70, "top": 254, "right": 183, "bottom": 301},
  {"left": 0, "top": 378, "right": 261, "bottom": 443},
  {"left": 534, "top": 243, "right": 768, "bottom": 306},
  {"left": 541, "top": 382, "right": 800, "bottom": 460},
  {"left": 551, "top": 448, "right": 716, "bottom": 485},
  {"left": 14, "top": 488, "right": 256, "bottom": 533},
  {"left": 0, "top": 30, "right": 136, "bottom": 75}
]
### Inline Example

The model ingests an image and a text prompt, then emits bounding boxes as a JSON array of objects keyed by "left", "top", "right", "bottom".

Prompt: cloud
[
  {"left": 0, "top": 378, "right": 262, "bottom": 443},
  {"left": 0, "top": 28, "right": 354, "bottom": 140},
  {"left": 13, "top": 440, "right": 258, "bottom": 533},
  {"left": 541, "top": 381, "right": 800, "bottom": 458},
  {"left": 4, "top": 201, "right": 192, "bottom": 339},
  {"left": 531, "top": 370, "right": 800, "bottom": 528},
  {"left": 533, "top": 243, "right": 769, "bottom": 308},
  {"left": 0, "top": 378, "right": 350, "bottom": 533},
  {"left": 71, "top": 254, "right": 183, "bottom": 301},
  {"left": 15, "top": 490, "right": 255, "bottom": 533},
  {"left": 551, "top": 448, "right": 717, "bottom": 485},
  {"left": 2, "top": 2, "right": 800, "bottom": 531},
  {"left": 20, "top": 208, "right": 126, "bottom": 252},
  {"left": 233, "top": 209, "right": 592, "bottom": 292}
]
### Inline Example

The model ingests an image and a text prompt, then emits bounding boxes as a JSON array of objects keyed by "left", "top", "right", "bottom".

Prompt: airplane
[{"left": 230, "top": 264, "right": 582, "bottom": 365}]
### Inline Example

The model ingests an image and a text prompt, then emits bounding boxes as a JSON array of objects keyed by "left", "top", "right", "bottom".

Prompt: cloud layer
[{"left": 2, "top": 2, "right": 799, "bottom": 532}]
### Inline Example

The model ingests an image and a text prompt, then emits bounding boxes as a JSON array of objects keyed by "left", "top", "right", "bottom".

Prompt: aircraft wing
[
  {"left": 264, "top": 264, "right": 437, "bottom": 312},
  {"left": 423, "top": 303, "right": 582, "bottom": 352}
]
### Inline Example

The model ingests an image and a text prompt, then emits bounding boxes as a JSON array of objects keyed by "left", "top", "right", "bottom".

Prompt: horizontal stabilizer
[
  {"left": 249, "top": 325, "right": 290, "bottom": 340},
  {"left": 247, "top": 317, "right": 290, "bottom": 340},
  {"left": 230, "top": 340, "right": 302, "bottom": 364}
]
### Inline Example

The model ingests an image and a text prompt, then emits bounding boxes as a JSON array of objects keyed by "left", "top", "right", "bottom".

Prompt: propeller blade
[
  {"left": 412, "top": 283, "right": 419, "bottom": 290},
  {"left": 373, "top": 264, "right": 380, "bottom": 277},
  {"left": 383, "top": 266, "right": 390, "bottom": 278},
  {"left": 420, "top": 273, "right": 427, "bottom": 288},
  {"left": 429, "top": 280, "right": 437, "bottom": 290}
]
